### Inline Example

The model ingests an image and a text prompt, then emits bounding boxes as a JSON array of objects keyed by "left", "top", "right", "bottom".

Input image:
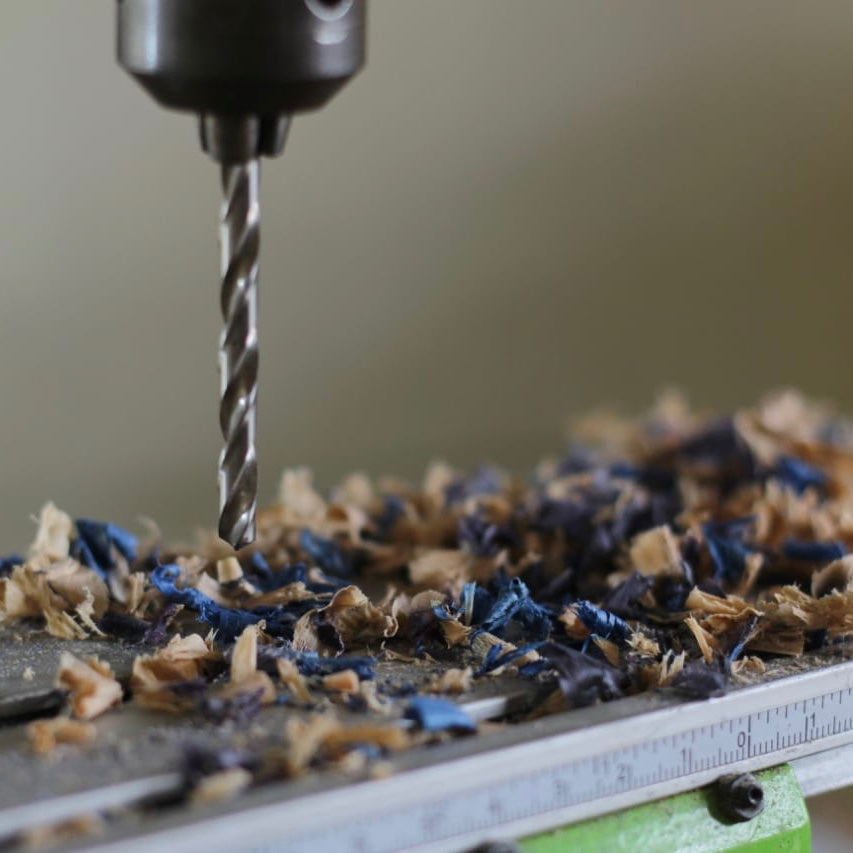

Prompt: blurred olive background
[{"left": 1, "top": 0, "right": 852, "bottom": 550}]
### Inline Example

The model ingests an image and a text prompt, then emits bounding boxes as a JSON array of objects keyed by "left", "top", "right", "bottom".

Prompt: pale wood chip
[
  {"left": 731, "top": 656, "right": 766, "bottom": 676},
  {"left": 190, "top": 768, "right": 252, "bottom": 805},
  {"left": 131, "top": 633, "right": 217, "bottom": 695},
  {"left": 230, "top": 623, "right": 260, "bottom": 682},
  {"left": 322, "top": 669, "right": 360, "bottom": 694},
  {"left": 427, "top": 667, "right": 473, "bottom": 694},
  {"left": 592, "top": 636, "right": 621, "bottom": 667},
  {"left": 408, "top": 549, "right": 473, "bottom": 593},
  {"left": 22, "top": 814, "right": 104, "bottom": 848},
  {"left": 56, "top": 653, "right": 122, "bottom": 720},
  {"left": 558, "top": 607, "right": 589, "bottom": 640},
  {"left": 628, "top": 525, "right": 682, "bottom": 575},
  {"left": 28, "top": 502, "right": 73, "bottom": 566},
  {"left": 628, "top": 632, "right": 661, "bottom": 657},
  {"left": 27, "top": 718, "right": 96, "bottom": 755},
  {"left": 216, "top": 556, "right": 244, "bottom": 585},
  {"left": 684, "top": 615, "right": 716, "bottom": 663},
  {"left": 276, "top": 658, "right": 313, "bottom": 703},
  {"left": 217, "top": 670, "right": 277, "bottom": 705}
]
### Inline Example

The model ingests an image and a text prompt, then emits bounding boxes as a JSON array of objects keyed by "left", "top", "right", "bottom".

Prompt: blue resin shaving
[
  {"left": 573, "top": 600, "right": 630, "bottom": 643},
  {"left": 404, "top": 697, "right": 476, "bottom": 733},
  {"left": 703, "top": 519, "right": 755, "bottom": 585},
  {"left": 298, "top": 529, "right": 350, "bottom": 576},
  {"left": 476, "top": 642, "right": 542, "bottom": 676},
  {"left": 479, "top": 577, "right": 551, "bottom": 640},
  {"left": 774, "top": 456, "right": 827, "bottom": 495},
  {"left": 150, "top": 564, "right": 263, "bottom": 641},
  {"left": 782, "top": 539, "right": 845, "bottom": 563},
  {"left": 75, "top": 519, "right": 139, "bottom": 577},
  {"left": 0, "top": 554, "right": 23, "bottom": 576},
  {"left": 288, "top": 650, "right": 375, "bottom": 680}
]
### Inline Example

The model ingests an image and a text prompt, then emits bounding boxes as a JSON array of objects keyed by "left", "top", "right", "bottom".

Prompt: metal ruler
[{"left": 89, "top": 653, "right": 853, "bottom": 853}]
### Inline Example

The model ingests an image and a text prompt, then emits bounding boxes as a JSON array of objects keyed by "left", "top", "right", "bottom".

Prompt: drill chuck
[{"left": 117, "top": 0, "right": 366, "bottom": 161}]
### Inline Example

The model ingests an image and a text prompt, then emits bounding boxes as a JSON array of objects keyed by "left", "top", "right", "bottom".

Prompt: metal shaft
[{"left": 218, "top": 160, "right": 260, "bottom": 548}]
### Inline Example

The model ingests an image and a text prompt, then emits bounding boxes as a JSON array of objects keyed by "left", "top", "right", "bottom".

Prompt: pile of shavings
[{"left": 3, "top": 388, "right": 853, "bottom": 797}]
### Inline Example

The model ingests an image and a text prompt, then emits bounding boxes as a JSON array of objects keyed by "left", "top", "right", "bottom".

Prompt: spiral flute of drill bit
[{"left": 218, "top": 160, "right": 260, "bottom": 548}]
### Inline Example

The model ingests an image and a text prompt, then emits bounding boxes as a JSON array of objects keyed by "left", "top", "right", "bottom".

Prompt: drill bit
[{"left": 218, "top": 159, "right": 260, "bottom": 548}]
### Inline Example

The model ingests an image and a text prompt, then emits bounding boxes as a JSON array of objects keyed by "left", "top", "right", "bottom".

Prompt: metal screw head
[{"left": 715, "top": 773, "right": 765, "bottom": 822}]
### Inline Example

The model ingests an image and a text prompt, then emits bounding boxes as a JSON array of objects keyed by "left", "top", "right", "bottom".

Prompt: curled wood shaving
[
  {"left": 27, "top": 718, "right": 96, "bottom": 755},
  {"left": 56, "top": 653, "right": 122, "bottom": 720},
  {"left": 812, "top": 555, "right": 853, "bottom": 597},
  {"left": 131, "top": 633, "right": 218, "bottom": 710},
  {"left": 1, "top": 560, "right": 109, "bottom": 639},
  {"left": 132, "top": 633, "right": 217, "bottom": 693},
  {"left": 293, "top": 585, "right": 397, "bottom": 653},
  {"left": 685, "top": 588, "right": 759, "bottom": 619},
  {"left": 750, "top": 586, "right": 853, "bottom": 656}
]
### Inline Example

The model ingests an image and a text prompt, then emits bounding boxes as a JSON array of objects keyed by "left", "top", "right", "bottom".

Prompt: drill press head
[{"left": 117, "top": 0, "right": 366, "bottom": 162}]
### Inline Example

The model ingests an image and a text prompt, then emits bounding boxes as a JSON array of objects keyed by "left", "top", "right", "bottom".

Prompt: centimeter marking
[{"left": 94, "top": 658, "right": 853, "bottom": 853}]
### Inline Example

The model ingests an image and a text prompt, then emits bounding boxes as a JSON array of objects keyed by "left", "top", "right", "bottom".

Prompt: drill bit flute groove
[{"left": 218, "top": 161, "right": 260, "bottom": 548}]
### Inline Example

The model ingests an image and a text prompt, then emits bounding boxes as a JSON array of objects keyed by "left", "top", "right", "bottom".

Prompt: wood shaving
[
  {"left": 216, "top": 669, "right": 277, "bottom": 706},
  {"left": 276, "top": 658, "right": 313, "bottom": 704},
  {"left": 408, "top": 549, "right": 472, "bottom": 594},
  {"left": 216, "top": 556, "right": 244, "bottom": 585},
  {"left": 427, "top": 667, "right": 474, "bottom": 694},
  {"left": 56, "top": 652, "right": 122, "bottom": 720},
  {"left": 22, "top": 814, "right": 104, "bottom": 849},
  {"left": 27, "top": 502, "right": 73, "bottom": 567},
  {"left": 190, "top": 768, "right": 253, "bottom": 806},
  {"left": 293, "top": 585, "right": 397, "bottom": 653},
  {"left": 230, "top": 623, "right": 261, "bottom": 682},
  {"left": 628, "top": 525, "right": 682, "bottom": 575},
  {"left": 812, "top": 555, "right": 853, "bottom": 597},
  {"left": 684, "top": 615, "right": 716, "bottom": 663},
  {"left": 27, "top": 718, "right": 97, "bottom": 755},
  {"left": 322, "top": 669, "right": 360, "bottom": 694}
]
